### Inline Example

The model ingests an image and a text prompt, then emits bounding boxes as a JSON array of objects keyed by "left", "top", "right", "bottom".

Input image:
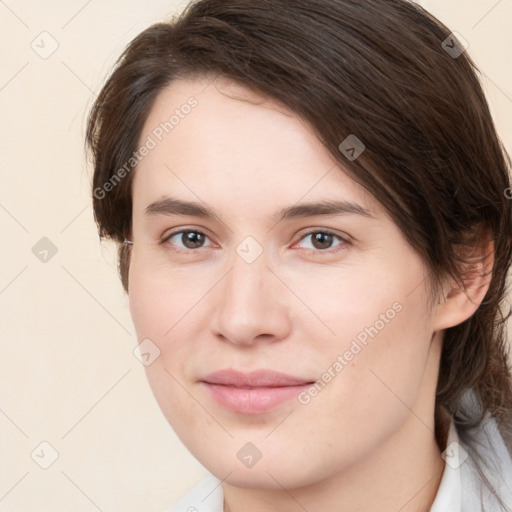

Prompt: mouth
[{"left": 199, "top": 369, "right": 316, "bottom": 415}]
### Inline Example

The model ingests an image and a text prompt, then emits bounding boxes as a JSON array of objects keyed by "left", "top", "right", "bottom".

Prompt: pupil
[
  {"left": 183, "top": 231, "right": 204, "bottom": 248},
  {"left": 313, "top": 233, "right": 332, "bottom": 250}
]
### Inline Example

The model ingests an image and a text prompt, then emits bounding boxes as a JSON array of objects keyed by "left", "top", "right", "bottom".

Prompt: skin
[{"left": 127, "top": 76, "right": 492, "bottom": 512}]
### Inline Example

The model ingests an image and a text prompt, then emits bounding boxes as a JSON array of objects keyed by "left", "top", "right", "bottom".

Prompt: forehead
[
  {"left": 132, "top": 76, "right": 380, "bottom": 218},
  {"left": 140, "top": 74, "right": 323, "bottom": 159}
]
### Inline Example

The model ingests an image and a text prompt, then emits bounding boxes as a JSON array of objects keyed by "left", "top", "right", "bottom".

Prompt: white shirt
[
  {"left": 429, "top": 418, "right": 462, "bottom": 511},
  {"left": 168, "top": 415, "right": 511, "bottom": 512}
]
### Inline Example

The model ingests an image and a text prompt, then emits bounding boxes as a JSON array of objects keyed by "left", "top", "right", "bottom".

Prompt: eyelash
[{"left": 160, "top": 228, "right": 350, "bottom": 255}]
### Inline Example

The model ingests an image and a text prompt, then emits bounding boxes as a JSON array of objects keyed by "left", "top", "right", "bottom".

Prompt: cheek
[
  {"left": 128, "top": 268, "right": 204, "bottom": 442},
  {"left": 127, "top": 254, "right": 211, "bottom": 399},
  {"left": 128, "top": 252, "right": 199, "bottom": 340},
  {"left": 315, "top": 284, "right": 434, "bottom": 440},
  {"left": 129, "top": 284, "right": 191, "bottom": 385},
  {"left": 304, "top": 258, "right": 435, "bottom": 423}
]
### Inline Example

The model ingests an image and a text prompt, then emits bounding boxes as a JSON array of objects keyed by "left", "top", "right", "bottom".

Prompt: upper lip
[{"left": 200, "top": 369, "right": 314, "bottom": 388}]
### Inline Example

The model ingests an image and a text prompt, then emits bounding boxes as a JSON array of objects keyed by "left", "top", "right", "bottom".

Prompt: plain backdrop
[{"left": 1, "top": 0, "right": 511, "bottom": 510}]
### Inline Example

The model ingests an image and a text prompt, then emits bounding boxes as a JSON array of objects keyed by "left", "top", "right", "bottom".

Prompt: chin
[
  {"left": 197, "top": 449, "right": 321, "bottom": 490},
  {"left": 221, "top": 467, "right": 310, "bottom": 490}
]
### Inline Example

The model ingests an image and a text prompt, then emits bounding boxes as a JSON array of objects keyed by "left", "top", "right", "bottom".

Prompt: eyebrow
[{"left": 144, "top": 196, "right": 374, "bottom": 222}]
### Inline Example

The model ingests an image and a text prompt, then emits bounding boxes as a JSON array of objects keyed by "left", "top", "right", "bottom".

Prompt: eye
[
  {"left": 161, "top": 228, "right": 349, "bottom": 255},
  {"left": 294, "top": 230, "right": 348, "bottom": 253},
  {"left": 162, "top": 230, "right": 214, "bottom": 251}
]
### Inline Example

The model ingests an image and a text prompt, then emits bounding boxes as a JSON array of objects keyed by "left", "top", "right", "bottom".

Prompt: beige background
[{"left": 1, "top": 1, "right": 511, "bottom": 510}]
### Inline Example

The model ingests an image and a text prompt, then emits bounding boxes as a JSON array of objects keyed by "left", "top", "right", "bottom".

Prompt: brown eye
[
  {"left": 295, "top": 230, "right": 348, "bottom": 254},
  {"left": 163, "top": 230, "right": 211, "bottom": 251},
  {"left": 181, "top": 231, "right": 206, "bottom": 249},
  {"left": 311, "top": 232, "right": 334, "bottom": 250}
]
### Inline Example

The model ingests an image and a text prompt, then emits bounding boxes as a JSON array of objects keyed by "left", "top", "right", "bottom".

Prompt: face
[{"left": 128, "top": 76, "right": 440, "bottom": 488}]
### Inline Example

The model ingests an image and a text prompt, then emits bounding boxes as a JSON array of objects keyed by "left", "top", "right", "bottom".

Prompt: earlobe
[{"left": 433, "top": 235, "right": 494, "bottom": 331}]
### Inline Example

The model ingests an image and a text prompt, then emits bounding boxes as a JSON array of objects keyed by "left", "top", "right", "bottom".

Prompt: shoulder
[{"left": 165, "top": 474, "right": 224, "bottom": 512}]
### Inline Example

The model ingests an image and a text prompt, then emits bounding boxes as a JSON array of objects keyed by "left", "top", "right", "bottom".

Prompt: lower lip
[{"left": 201, "top": 382, "right": 313, "bottom": 415}]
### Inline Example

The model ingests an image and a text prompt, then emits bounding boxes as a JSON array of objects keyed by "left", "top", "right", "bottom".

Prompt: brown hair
[{"left": 86, "top": 0, "right": 512, "bottom": 506}]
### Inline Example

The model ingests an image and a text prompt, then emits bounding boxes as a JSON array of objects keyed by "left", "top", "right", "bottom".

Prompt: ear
[{"left": 433, "top": 230, "right": 494, "bottom": 331}]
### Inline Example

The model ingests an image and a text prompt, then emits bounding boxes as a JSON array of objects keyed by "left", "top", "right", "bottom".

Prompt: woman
[{"left": 86, "top": 0, "right": 512, "bottom": 510}]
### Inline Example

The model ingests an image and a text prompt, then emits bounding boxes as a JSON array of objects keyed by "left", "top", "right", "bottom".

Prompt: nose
[{"left": 211, "top": 251, "right": 292, "bottom": 347}]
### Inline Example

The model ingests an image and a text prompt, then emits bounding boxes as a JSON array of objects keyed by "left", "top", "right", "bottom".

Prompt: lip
[{"left": 199, "top": 369, "right": 315, "bottom": 415}]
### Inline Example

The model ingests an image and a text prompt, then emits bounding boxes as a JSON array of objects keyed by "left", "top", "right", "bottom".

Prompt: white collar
[
  {"left": 170, "top": 474, "right": 224, "bottom": 511},
  {"left": 429, "top": 417, "right": 462, "bottom": 511}
]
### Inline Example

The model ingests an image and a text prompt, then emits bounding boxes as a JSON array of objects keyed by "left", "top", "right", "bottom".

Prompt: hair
[{"left": 86, "top": 0, "right": 512, "bottom": 508}]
